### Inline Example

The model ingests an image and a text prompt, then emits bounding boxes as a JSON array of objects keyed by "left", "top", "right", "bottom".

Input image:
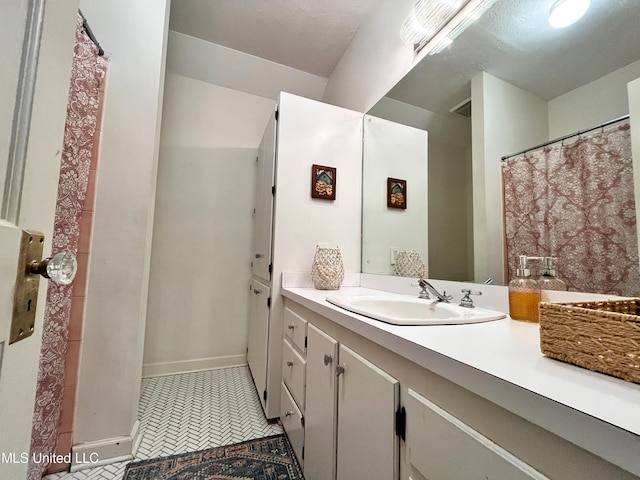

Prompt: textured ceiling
[
  {"left": 385, "top": 0, "right": 640, "bottom": 114},
  {"left": 170, "top": 0, "right": 640, "bottom": 115},
  {"left": 169, "top": 0, "right": 382, "bottom": 77}
]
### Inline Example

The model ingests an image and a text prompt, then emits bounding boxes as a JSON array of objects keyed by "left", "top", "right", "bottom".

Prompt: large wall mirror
[{"left": 363, "top": 0, "right": 640, "bottom": 295}]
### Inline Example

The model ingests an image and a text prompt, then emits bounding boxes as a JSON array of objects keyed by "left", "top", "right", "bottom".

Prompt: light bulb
[{"left": 549, "top": 0, "right": 590, "bottom": 28}]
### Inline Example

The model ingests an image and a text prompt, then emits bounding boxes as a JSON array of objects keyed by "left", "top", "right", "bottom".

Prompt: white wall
[
  {"left": 549, "top": 59, "right": 640, "bottom": 138},
  {"left": 143, "top": 33, "right": 330, "bottom": 375},
  {"left": 73, "top": 0, "right": 170, "bottom": 466},
  {"left": 167, "top": 32, "right": 327, "bottom": 102},
  {"left": 428, "top": 140, "right": 473, "bottom": 281},
  {"left": 472, "top": 72, "right": 548, "bottom": 285},
  {"left": 323, "top": 0, "right": 421, "bottom": 112},
  {"left": 143, "top": 75, "right": 274, "bottom": 376},
  {"left": 368, "top": 96, "right": 471, "bottom": 149},
  {"left": 362, "top": 115, "right": 428, "bottom": 275}
]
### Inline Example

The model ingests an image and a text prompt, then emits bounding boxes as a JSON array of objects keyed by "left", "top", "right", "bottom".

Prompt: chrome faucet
[{"left": 417, "top": 279, "right": 453, "bottom": 303}]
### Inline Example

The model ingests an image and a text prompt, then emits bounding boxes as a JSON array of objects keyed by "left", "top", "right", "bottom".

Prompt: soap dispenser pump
[
  {"left": 538, "top": 256, "right": 567, "bottom": 291},
  {"left": 508, "top": 255, "right": 542, "bottom": 322}
]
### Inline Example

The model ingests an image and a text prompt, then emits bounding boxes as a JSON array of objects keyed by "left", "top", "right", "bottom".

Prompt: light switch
[{"left": 390, "top": 247, "right": 400, "bottom": 265}]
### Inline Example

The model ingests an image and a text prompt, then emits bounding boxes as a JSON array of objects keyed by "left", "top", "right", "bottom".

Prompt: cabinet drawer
[
  {"left": 281, "top": 382, "right": 304, "bottom": 467},
  {"left": 282, "top": 338, "right": 306, "bottom": 410},
  {"left": 284, "top": 307, "right": 307, "bottom": 353}
]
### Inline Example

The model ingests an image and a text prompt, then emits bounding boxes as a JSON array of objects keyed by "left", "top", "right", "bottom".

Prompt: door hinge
[
  {"left": 268, "top": 263, "right": 273, "bottom": 274},
  {"left": 275, "top": 108, "right": 279, "bottom": 121},
  {"left": 267, "top": 297, "right": 271, "bottom": 308},
  {"left": 263, "top": 390, "right": 267, "bottom": 402},
  {"left": 271, "top": 185, "right": 276, "bottom": 195},
  {"left": 304, "top": 336, "right": 308, "bottom": 349},
  {"left": 395, "top": 406, "right": 406, "bottom": 442},
  {"left": 301, "top": 446, "right": 305, "bottom": 460}
]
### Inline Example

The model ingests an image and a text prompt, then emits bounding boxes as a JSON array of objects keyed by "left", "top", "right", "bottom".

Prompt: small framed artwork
[
  {"left": 311, "top": 164, "right": 336, "bottom": 200},
  {"left": 387, "top": 177, "right": 406, "bottom": 209}
]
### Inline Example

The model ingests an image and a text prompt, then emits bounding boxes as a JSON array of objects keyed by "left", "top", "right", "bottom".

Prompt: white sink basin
[{"left": 326, "top": 294, "right": 506, "bottom": 325}]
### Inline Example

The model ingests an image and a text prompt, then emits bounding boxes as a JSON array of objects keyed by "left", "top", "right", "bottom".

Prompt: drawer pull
[
  {"left": 323, "top": 354, "right": 333, "bottom": 366},
  {"left": 286, "top": 361, "right": 294, "bottom": 367}
]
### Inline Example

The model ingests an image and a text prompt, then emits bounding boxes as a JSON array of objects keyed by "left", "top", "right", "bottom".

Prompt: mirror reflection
[{"left": 363, "top": 0, "right": 640, "bottom": 295}]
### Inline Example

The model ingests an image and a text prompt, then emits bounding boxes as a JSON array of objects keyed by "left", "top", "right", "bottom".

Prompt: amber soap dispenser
[{"left": 508, "top": 255, "right": 541, "bottom": 322}]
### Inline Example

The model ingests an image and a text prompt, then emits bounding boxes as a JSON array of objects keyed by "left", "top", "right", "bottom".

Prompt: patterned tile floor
[{"left": 44, "top": 366, "right": 282, "bottom": 480}]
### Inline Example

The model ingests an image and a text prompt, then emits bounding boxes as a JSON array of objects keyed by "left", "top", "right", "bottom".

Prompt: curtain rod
[
  {"left": 78, "top": 9, "right": 104, "bottom": 56},
  {"left": 501, "top": 114, "right": 630, "bottom": 161}
]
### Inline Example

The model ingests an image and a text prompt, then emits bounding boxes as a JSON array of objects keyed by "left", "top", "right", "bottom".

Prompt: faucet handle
[
  {"left": 459, "top": 289, "right": 482, "bottom": 308},
  {"left": 411, "top": 280, "right": 430, "bottom": 299}
]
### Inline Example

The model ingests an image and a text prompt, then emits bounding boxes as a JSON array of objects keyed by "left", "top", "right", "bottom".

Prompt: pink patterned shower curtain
[
  {"left": 28, "top": 14, "right": 108, "bottom": 479},
  {"left": 502, "top": 121, "right": 640, "bottom": 296}
]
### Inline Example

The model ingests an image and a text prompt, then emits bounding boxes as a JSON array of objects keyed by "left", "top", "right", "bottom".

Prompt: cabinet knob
[
  {"left": 285, "top": 410, "right": 293, "bottom": 418},
  {"left": 336, "top": 365, "right": 345, "bottom": 377},
  {"left": 287, "top": 325, "right": 295, "bottom": 330},
  {"left": 253, "top": 288, "right": 261, "bottom": 295},
  {"left": 286, "top": 361, "right": 294, "bottom": 367},
  {"left": 255, "top": 253, "right": 263, "bottom": 259},
  {"left": 323, "top": 354, "right": 333, "bottom": 366}
]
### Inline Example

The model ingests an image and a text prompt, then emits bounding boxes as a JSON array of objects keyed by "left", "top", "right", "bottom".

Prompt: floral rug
[{"left": 123, "top": 434, "right": 304, "bottom": 479}]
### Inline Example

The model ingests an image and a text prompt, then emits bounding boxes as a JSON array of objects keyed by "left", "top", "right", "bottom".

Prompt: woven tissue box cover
[{"left": 539, "top": 299, "right": 640, "bottom": 384}]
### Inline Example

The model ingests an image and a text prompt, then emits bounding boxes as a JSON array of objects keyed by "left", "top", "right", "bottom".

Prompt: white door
[
  {"left": 247, "top": 279, "right": 270, "bottom": 409},
  {"left": 304, "top": 324, "right": 339, "bottom": 480},
  {"left": 336, "top": 345, "right": 399, "bottom": 480},
  {"left": 0, "top": 1, "right": 77, "bottom": 477},
  {"left": 251, "top": 109, "right": 276, "bottom": 283}
]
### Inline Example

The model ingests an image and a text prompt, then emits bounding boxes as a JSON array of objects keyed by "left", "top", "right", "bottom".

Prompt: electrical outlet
[{"left": 390, "top": 247, "right": 400, "bottom": 265}]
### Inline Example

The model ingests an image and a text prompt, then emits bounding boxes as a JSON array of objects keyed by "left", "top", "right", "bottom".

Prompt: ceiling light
[
  {"left": 400, "top": 0, "right": 498, "bottom": 55},
  {"left": 548, "top": 0, "right": 590, "bottom": 28}
]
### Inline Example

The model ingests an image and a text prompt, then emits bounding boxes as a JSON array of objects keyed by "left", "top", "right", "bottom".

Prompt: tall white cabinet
[{"left": 247, "top": 92, "right": 363, "bottom": 419}]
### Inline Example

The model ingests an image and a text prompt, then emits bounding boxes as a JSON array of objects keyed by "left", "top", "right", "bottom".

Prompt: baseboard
[
  {"left": 70, "top": 420, "right": 140, "bottom": 472},
  {"left": 141, "top": 354, "right": 247, "bottom": 378}
]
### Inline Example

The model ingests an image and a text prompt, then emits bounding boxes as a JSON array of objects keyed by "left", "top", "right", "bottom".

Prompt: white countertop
[{"left": 281, "top": 285, "right": 640, "bottom": 476}]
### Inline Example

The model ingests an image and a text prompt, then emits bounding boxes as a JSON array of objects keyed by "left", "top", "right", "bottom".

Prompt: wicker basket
[{"left": 539, "top": 299, "right": 640, "bottom": 383}]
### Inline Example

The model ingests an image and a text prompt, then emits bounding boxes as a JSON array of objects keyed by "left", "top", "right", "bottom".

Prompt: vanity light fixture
[
  {"left": 400, "top": 0, "right": 498, "bottom": 55},
  {"left": 548, "top": 0, "right": 590, "bottom": 28}
]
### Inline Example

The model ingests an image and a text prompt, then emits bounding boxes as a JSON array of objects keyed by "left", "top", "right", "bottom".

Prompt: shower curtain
[
  {"left": 502, "top": 120, "right": 640, "bottom": 296},
  {"left": 28, "top": 13, "right": 109, "bottom": 479}
]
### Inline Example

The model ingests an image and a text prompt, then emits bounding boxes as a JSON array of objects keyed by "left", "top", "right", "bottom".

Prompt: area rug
[{"left": 123, "top": 434, "right": 304, "bottom": 479}]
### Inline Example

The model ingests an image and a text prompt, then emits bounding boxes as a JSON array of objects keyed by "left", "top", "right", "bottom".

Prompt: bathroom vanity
[{"left": 279, "top": 276, "right": 640, "bottom": 480}]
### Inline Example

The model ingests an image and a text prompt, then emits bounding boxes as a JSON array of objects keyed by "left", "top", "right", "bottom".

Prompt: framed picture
[
  {"left": 387, "top": 177, "right": 406, "bottom": 209},
  {"left": 311, "top": 164, "right": 336, "bottom": 200}
]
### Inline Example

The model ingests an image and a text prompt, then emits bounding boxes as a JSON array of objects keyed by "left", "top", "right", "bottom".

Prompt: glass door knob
[{"left": 31, "top": 251, "right": 78, "bottom": 285}]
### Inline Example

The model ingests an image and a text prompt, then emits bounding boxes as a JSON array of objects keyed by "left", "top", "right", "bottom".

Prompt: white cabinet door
[
  {"left": 337, "top": 345, "right": 399, "bottom": 480},
  {"left": 247, "top": 279, "right": 270, "bottom": 409},
  {"left": 304, "top": 324, "right": 339, "bottom": 480},
  {"left": 251, "top": 110, "right": 276, "bottom": 282},
  {"left": 405, "top": 388, "right": 549, "bottom": 480}
]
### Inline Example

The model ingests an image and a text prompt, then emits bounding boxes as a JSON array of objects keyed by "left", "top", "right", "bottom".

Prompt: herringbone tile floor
[{"left": 45, "top": 365, "right": 282, "bottom": 480}]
